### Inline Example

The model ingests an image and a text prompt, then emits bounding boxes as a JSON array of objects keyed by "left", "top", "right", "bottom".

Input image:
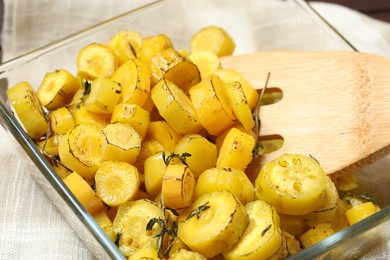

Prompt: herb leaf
[
  {"left": 252, "top": 72, "right": 270, "bottom": 158},
  {"left": 83, "top": 80, "right": 92, "bottom": 96},
  {"left": 186, "top": 201, "right": 210, "bottom": 220},
  {"left": 114, "top": 232, "right": 122, "bottom": 246},
  {"left": 261, "top": 224, "right": 272, "bottom": 236},
  {"left": 146, "top": 201, "right": 179, "bottom": 258},
  {"left": 162, "top": 151, "right": 192, "bottom": 166}
]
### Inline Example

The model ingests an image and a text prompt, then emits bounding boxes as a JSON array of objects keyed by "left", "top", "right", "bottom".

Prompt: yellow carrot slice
[
  {"left": 189, "top": 75, "right": 235, "bottom": 135},
  {"left": 76, "top": 43, "right": 117, "bottom": 80},
  {"left": 142, "top": 93, "right": 155, "bottom": 113},
  {"left": 83, "top": 78, "right": 121, "bottom": 114},
  {"left": 223, "top": 199, "right": 282, "bottom": 260},
  {"left": 174, "top": 134, "right": 217, "bottom": 177},
  {"left": 196, "top": 167, "right": 243, "bottom": 202},
  {"left": 255, "top": 153, "right": 327, "bottom": 215},
  {"left": 6, "top": 81, "right": 49, "bottom": 140},
  {"left": 63, "top": 172, "right": 104, "bottom": 215},
  {"left": 170, "top": 248, "right": 207, "bottom": 260},
  {"left": 152, "top": 78, "right": 202, "bottom": 135},
  {"left": 283, "top": 231, "right": 302, "bottom": 256},
  {"left": 150, "top": 48, "right": 200, "bottom": 91},
  {"left": 215, "top": 122, "right": 257, "bottom": 152},
  {"left": 188, "top": 50, "right": 221, "bottom": 79},
  {"left": 304, "top": 175, "right": 339, "bottom": 227},
  {"left": 215, "top": 69, "right": 259, "bottom": 110},
  {"left": 144, "top": 151, "right": 166, "bottom": 199},
  {"left": 331, "top": 199, "right": 350, "bottom": 232},
  {"left": 73, "top": 106, "right": 110, "bottom": 128},
  {"left": 161, "top": 164, "right": 195, "bottom": 209},
  {"left": 146, "top": 121, "right": 182, "bottom": 152},
  {"left": 227, "top": 167, "right": 255, "bottom": 205},
  {"left": 128, "top": 247, "right": 160, "bottom": 260},
  {"left": 267, "top": 230, "right": 288, "bottom": 260},
  {"left": 167, "top": 238, "right": 190, "bottom": 259},
  {"left": 37, "top": 69, "right": 81, "bottom": 110},
  {"left": 216, "top": 127, "right": 255, "bottom": 171},
  {"left": 225, "top": 81, "right": 255, "bottom": 131},
  {"left": 49, "top": 107, "right": 75, "bottom": 135},
  {"left": 345, "top": 201, "right": 378, "bottom": 225},
  {"left": 113, "top": 199, "right": 163, "bottom": 257},
  {"left": 133, "top": 138, "right": 165, "bottom": 173},
  {"left": 137, "top": 34, "right": 173, "bottom": 65},
  {"left": 66, "top": 87, "right": 85, "bottom": 114},
  {"left": 36, "top": 135, "right": 59, "bottom": 156},
  {"left": 102, "top": 122, "right": 142, "bottom": 164},
  {"left": 110, "top": 58, "right": 151, "bottom": 106},
  {"left": 110, "top": 103, "right": 150, "bottom": 137},
  {"left": 190, "top": 26, "right": 235, "bottom": 57},
  {"left": 58, "top": 122, "right": 104, "bottom": 179},
  {"left": 178, "top": 190, "right": 248, "bottom": 258},
  {"left": 108, "top": 30, "right": 143, "bottom": 65},
  {"left": 95, "top": 161, "right": 140, "bottom": 207},
  {"left": 278, "top": 214, "right": 310, "bottom": 237},
  {"left": 92, "top": 210, "right": 116, "bottom": 242},
  {"left": 52, "top": 162, "right": 72, "bottom": 179},
  {"left": 300, "top": 223, "right": 335, "bottom": 248}
]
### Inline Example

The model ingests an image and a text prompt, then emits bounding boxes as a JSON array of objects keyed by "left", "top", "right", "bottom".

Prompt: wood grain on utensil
[{"left": 221, "top": 50, "right": 390, "bottom": 180}]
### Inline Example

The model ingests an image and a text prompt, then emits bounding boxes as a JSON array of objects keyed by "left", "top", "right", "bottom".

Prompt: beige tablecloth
[{"left": 0, "top": 1, "right": 389, "bottom": 259}]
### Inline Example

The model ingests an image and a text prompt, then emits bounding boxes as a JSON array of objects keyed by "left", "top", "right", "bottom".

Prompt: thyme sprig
[
  {"left": 65, "top": 78, "right": 91, "bottom": 109},
  {"left": 252, "top": 72, "right": 271, "bottom": 158},
  {"left": 39, "top": 146, "right": 73, "bottom": 173},
  {"left": 185, "top": 201, "right": 210, "bottom": 220},
  {"left": 79, "top": 79, "right": 91, "bottom": 106},
  {"left": 146, "top": 198, "right": 180, "bottom": 258},
  {"left": 358, "top": 193, "right": 375, "bottom": 202},
  {"left": 114, "top": 232, "right": 121, "bottom": 247},
  {"left": 162, "top": 151, "right": 191, "bottom": 166},
  {"left": 261, "top": 224, "right": 272, "bottom": 236},
  {"left": 37, "top": 127, "right": 73, "bottom": 173},
  {"left": 344, "top": 192, "right": 375, "bottom": 205}
]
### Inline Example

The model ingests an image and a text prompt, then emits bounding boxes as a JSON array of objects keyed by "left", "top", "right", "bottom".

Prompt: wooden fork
[{"left": 221, "top": 50, "right": 390, "bottom": 179}]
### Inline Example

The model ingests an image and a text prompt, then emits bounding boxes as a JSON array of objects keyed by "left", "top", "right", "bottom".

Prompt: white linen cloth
[{"left": 0, "top": 1, "right": 389, "bottom": 259}]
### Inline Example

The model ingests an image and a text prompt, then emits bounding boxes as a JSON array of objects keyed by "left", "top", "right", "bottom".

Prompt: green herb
[
  {"left": 114, "top": 232, "right": 121, "bottom": 246},
  {"left": 344, "top": 192, "right": 375, "bottom": 204},
  {"left": 128, "top": 43, "right": 136, "bottom": 57},
  {"left": 162, "top": 151, "right": 192, "bottom": 166},
  {"left": 145, "top": 198, "right": 179, "bottom": 258},
  {"left": 252, "top": 72, "right": 270, "bottom": 158},
  {"left": 252, "top": 142, "right": 265, "bottom": 158},
  {"left": 164, "top": 206, "right": 180, "bottom": 217},
  {"left": 89, "top": 183, "right": 96, "bottom": 192},
  {"left": 37, "top": 132, "right": 73, "bottom": 174},
  {"left": 83, "top": 80, "right": 92, "bottom": 96},
  {"left": 185, "top": 201, "right": 210, "bottom": 220},
  {"left": 77, "top": 79, "right": 91, "bottom": 105},
  {"left": 261, "top": 224, "right": 272, "bottom": 236},
  {"left": 359, "top": 193, "right": 375, "bottom": 202}
]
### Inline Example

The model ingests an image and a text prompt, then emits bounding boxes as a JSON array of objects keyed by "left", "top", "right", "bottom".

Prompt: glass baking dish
[{"left": 0, "top": 0, "right": 389, "bottom": 259}]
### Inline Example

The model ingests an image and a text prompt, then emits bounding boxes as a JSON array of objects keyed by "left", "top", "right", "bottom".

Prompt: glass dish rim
[
  {"left": 0, "top": 0, "right": 388, "bottom": 259},
  {"left": 290, "top": 205, "right": 390, "bottom": 259}
]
